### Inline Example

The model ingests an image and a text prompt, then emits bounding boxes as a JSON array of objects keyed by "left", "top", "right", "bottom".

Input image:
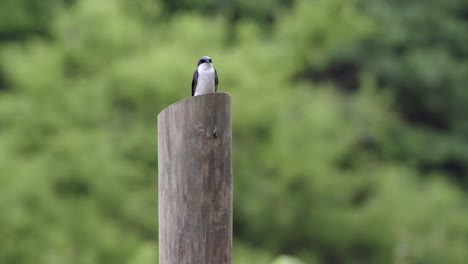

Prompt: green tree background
[{"left": 1, "top": 0, "right": 467, "bottom": 263}]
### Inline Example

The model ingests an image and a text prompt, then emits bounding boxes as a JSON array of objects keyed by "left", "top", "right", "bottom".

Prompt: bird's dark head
[{"left": 197, "top": 56, "right": 212, "bottom": 66}]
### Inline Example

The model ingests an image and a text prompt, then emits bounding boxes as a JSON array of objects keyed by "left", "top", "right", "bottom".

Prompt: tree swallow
[{"left": 192, "top": 56, "right": 218, "bottom": 96}]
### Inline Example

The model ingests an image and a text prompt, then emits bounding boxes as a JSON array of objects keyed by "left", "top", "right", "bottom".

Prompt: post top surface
[{"left": 157, "top": 92, "right": 231, "bottom": 119}]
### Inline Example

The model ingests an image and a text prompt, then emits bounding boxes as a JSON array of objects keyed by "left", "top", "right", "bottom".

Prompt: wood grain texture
[{"left": 158, "top": 93, "right": 232, "bottom": 264}]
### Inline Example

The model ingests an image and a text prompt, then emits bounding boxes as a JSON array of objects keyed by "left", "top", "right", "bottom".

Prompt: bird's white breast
[{"left": 195, "top": 63, "right": 216, "bottom": 96}]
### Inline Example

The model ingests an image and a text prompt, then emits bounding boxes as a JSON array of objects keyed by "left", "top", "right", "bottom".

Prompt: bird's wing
[
  {"left": 191, "top": 69, "right": 198, "bottom": 96},
  {"left": 215, "top": 69, "right": 219, "bottom": 92}
]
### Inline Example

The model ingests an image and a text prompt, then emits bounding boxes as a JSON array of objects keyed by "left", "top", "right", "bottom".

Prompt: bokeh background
[{"left": 1, "top": 0, "right": 468, "bottom": 263}]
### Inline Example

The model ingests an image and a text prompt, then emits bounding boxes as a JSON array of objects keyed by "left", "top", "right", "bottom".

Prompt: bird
[{"left": 192, "top": 56, "right": 218, "bottom": 96}]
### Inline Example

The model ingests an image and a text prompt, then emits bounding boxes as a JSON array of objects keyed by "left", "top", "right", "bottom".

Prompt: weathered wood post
[{"left": 157, "top": 93, "right": 232, "bottom": 264}]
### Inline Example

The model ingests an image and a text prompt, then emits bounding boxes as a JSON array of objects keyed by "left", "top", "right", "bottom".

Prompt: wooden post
[{"left": 157, "top": 93, "right": 232, "bottom": 264}]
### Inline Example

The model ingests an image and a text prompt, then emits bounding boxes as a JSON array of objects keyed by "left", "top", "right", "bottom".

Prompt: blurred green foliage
[{"left": 0, "top": 0, "right": 467, "bottom": 263}]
